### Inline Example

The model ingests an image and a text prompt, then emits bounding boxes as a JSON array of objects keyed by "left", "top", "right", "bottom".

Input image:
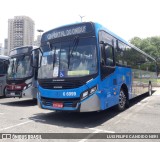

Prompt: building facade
[
  {"left": 34, "top": 35, "right": 41, "bottom": 46},
  {"left": 8, "top": 16, "right": 35, "bottom": 53},
  {"left": 4, "top": 39, "right": 8, "bottom": 55},
  {"left": 0, "top": 43, "right": 2, "bottom": 55}
]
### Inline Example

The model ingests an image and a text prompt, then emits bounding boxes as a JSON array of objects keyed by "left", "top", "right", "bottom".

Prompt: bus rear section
[
  {"left": 5, "top": 46, "right": 38, "bottom": 99},
  {"left": 0, "top": 55, "right": 9, "bottom": 97}
]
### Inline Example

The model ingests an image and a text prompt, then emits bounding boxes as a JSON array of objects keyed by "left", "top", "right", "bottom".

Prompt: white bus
[
  {"left": 0, "top": 55, "right": 9, "bottom": 97},
  {"left": 5, "top": 46, "right": 39, "bottom": 99}
]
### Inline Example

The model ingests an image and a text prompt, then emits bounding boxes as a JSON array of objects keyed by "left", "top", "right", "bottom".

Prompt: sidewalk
[{"left": 153, "top": 87, "right": 160, "bottom": 95}]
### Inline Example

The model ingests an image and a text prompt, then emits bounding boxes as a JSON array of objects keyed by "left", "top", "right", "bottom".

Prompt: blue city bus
[
  {"left": 36, "top": 22, "right": 157, "bottom": 112},
  {"left": 5, "top": 46, "right": 39, "bottom": 99}
]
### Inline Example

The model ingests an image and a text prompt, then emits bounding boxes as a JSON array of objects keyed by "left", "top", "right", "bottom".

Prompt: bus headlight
[
  {"left": 23, "top": 86, "right": 27, "bottom": 90},
  {"left": 28, "top": 83, "right": 32, "bottom": 88},
  {"left": 23, "top": 83, "right": 32, "bottom": 90},
  {"left": 90, "top": 86, "right": 97, "bottom": 94},
  {"left": 82, "top": 91, "right": 89, "bottom": 99},
  {"left": 81, "top": 85, "right": 97, "bottom": 100}
]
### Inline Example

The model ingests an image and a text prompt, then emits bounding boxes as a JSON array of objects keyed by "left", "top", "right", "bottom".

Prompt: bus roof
[
  {"left": 41, "top": 22, "right": 95, "bottom": 42},
  {"left": 94, "top": 22, "right": 156, "bottom": 61},
  {"left": 0, "top": 55, "right": 10, "bottom": 60},
  {"left": 10, "top": 46, "right": 38, "bottom": 52},
  {"left": 41, "top": 21, "right": 155, "bottom": 61},
  {"left": 9, "top": 46, "right": 39, "bottom": 57}
]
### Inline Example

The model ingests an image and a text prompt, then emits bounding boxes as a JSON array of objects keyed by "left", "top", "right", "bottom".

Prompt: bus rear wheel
[{"left": 117, "top": 89, "right": 127, "bottom": 111}]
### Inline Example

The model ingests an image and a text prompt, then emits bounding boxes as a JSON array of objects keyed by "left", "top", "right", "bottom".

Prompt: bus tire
[
  {"left": 125, "top": 96, "right": 130, "bottom": 108},
  {"left": 116, "top": 89, "right": 127, "bottom": 111},
  {"left": 148, "top": 83, "right": 152, "bottom": 96},
  {"left": 3, "top": 87, "right": 7, "bottom": 98}
]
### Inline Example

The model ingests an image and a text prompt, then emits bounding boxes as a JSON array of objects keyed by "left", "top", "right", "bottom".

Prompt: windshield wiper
[
  {"left": 46, "top": 42, "right": 56, "bottom": 69},
  {"left": 52, "top": 45, "right": 56, "bottom": 70},
  {"left": 10, "top": 59, "right": 16, "bottom": 79},
  {"left": 68, "top": 36, "right": 79, "bottom": 69},
  {"left": 47, "top": 42, "right": 52, "bottom": 51},
  {"left": 15, "top": 54, "right": 25, "bottom": 73},
  {"left": 11, "top": 60, "right": 15, "bottom": 75}
]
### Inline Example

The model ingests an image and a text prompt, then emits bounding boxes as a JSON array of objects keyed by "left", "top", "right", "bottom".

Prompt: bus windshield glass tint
[
  {"left": 38, "top": 37, "right": 97, "bottom": 78},
  {"left": 7, "top": 55, "right": 33, "bottom": 79}
]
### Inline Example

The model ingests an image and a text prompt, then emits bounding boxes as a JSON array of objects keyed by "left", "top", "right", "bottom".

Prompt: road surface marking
[
  {"left": 0, "top": 120, "right": 33, "bottom": 131},
  {"left": 87, "top": 127, "right": 115, "bottom": 133},
  {"left": 0, "top": 118, "right": 47, "bottom": 132},
  {"left": 79, "top": 128, "right": 115, "bottom": 142},
  {"left": 78, "top": 129, "right": 102, "bottom": 142}
]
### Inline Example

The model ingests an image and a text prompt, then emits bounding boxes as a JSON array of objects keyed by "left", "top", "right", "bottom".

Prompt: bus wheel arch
[{"left": 116, "top": 84, "right": 129, "bottom": 111}]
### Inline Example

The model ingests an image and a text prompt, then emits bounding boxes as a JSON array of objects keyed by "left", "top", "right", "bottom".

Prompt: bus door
[
  {"left": 99, "top": 39, "right": 116, "bottom": 108},
  {"left": 0, "top": 60, "right": 6, "bottom": 96},
  {"left": 31, "top": 48, "right": 40, "bottom": 98},
  {"left": 0, "top": 62, "right": 2, "bottom": 95}
]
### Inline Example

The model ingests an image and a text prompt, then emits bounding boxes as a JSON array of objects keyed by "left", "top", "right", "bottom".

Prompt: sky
[{"left": 0, "top": 0, "right": 160, "bottom": 46}]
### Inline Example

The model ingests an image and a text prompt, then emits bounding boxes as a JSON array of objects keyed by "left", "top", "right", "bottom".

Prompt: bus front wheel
[
  {"left": 3, "top": 87, "right": 7, "bottom": 98},
  {"left": 117, "top": 89, "right": 127, "bottom": 111}
]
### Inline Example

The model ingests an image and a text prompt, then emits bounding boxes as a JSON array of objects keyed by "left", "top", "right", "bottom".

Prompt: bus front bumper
[
  {"left": 37, "top": 93, "right": 101, "bottom": 112},
  {"left": 6, "top": 86, "right": 37, "bottom": 99}
]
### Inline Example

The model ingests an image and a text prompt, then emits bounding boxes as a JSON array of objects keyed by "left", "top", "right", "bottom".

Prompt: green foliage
[
  {"left": 130, "top": 36, "right": 160, "bottom": 73},
  {"left": 130, "top": 36, "right": 160, "bottom": 59}
]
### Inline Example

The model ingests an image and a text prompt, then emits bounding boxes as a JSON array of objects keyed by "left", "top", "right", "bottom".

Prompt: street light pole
[
  {"left": 37, "top": 29, "right": 44, "bottom": 46},
  {"left": 37, "top": 29, "right": 44, "bottom": 36},
  {"left": 79, "top": 15, "right": 85, "bottom": 22}
]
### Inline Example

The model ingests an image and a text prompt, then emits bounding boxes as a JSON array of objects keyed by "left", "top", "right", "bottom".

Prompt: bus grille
[
  {"left": 41, "top": 97, "right": 80, "bottom": 108},
  {"left": 39, "top": 80, "right": 84, "bottom": 89}
]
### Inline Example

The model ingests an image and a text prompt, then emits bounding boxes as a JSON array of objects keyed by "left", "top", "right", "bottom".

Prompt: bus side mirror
[
  {"left": 99, "top": 41, "right": 107, "bottom": 46},
  {"left": 31, "top": 48, "right": 42, "bottom": 68}
]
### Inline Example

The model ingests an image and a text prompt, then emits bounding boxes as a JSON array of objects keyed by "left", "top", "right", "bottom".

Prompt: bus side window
[{"left": 105, "top": 45, "right": 114, "bottom": 66}]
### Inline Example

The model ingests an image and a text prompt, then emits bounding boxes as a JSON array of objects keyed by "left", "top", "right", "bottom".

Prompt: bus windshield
[
  {"left": 38, "top": 37, "right": 97, "bottom": 79},
  {"left": 7, "top": 55, "right": 33, "bottom": 79}
]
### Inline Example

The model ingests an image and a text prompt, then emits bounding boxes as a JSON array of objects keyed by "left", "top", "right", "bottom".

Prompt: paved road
[{"left": 0, "top": 88, "right": 160, "bottom": 142}]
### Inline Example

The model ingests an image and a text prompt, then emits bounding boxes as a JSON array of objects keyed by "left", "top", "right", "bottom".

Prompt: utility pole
[
  {"left": 37, "top": 29, "right": 44, "bottom": 36},
  {"left": 37, "top": 29, "right": 44, "bottom": 46},
  {"left": 79, "top": 15, "right": 85, "bottom": 22}
]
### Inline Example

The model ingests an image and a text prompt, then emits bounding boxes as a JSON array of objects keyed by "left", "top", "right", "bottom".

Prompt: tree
[
  {"left": 130, "top": 36, "right": 160, "bottom": 73},
  {"left": 130, "top": 36, "right": 160, "bottom": 60}
]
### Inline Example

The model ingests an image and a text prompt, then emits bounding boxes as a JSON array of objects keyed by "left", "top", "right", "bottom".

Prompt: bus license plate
[
  {"left": 53, "top": 102, "right": 63, "bottom": 108},
  {"left": 10, "top": 92, "right": 15, "bottom": 96}
]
